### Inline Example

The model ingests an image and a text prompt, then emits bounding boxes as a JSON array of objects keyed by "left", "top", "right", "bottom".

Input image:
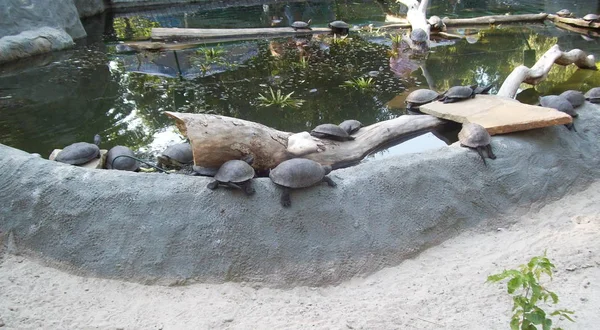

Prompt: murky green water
[{"left": 1, "top": 0, "right": 600, "bottom": 159}]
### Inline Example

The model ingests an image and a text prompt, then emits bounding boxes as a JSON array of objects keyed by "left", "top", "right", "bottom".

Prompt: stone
[
  {"left": 0, "top": 28, "right": 74, "bottom": 65},
  {"left": 49, "top": 149, "right": 107, "bottom": 169},
  {"left": 72, "top": 0, "right": 105, "bottom": 18},
  {"left": 419, "top": 94, "right": 572, "bottom": 135},
  {"left": 287, "top": 132, "right": 324, "bottom": 156}
]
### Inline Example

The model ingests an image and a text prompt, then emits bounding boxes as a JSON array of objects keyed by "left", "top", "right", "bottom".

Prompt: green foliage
[
  {"left": 112, "top": 17, "right": 160, "bottom": 40},
  {"left": 197, "top": 46, "right": 226, "bottom": 61},
  {"left": 341, "top": 77, "right": 375, "bottom": 90},
  {"left": 389, "top": 33, "right": 403, "bottom": 45},
  {"left": 331, "top": 35, "right": 352, "bottom": 46},
  {"left": 487, "top": 253, "right": 575, "bottom": 330},
  {"left": 257, "top": 87, "right": 305, "bottom": 108}
]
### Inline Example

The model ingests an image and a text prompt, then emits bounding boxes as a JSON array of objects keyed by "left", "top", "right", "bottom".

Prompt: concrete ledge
[{"left": 1, "top": 105, "right": 600, "bottom": 287}]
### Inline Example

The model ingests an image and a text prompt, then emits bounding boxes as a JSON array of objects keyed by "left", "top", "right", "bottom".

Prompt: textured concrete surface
[
  {"left": 420, "top": 95, "right": 573, "bottom": 135},
  {"left": 1, "top": 104, "right": 600, "bottom": 287}
]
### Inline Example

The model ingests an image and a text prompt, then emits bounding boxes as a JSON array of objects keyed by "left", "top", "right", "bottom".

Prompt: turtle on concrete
[
  {"left": 207, "top": 157, "right": 256, "bottom": 196},
  {"left": 106, "top": 146, "right": 139, "bottom": 171},
  {"left": 556, "top": 9, "right": 574, "bottom": 18},
  {"left": 269, "top": 158, "right": 336, "bottom": 207},
  {"left": 539, "top": 95, "right": 577, "bottom": 131},
  {"left": 328, "top": 20, "right": 350, "bottom": 35},
  {"left": 559, "top": 90, "right": 586, "bottom": 108},
  {"left": 157, "top": 142, "right": 193, "bottom": 169},
  {"left": 440, "top": 85, "right": 477, "bottom": 103},
  {"left": 291, "top": 20, "right": 312, "bottom": 31},
  {"left": 583, "top": 14, "right": 600, "bottom": 25},
  {"left": 311, "top": 123, "right": 355, "bottom": 141},
  {"left": 584, "top": 87, "right": 600, "bottom": 103},
  {"left": 458, "top": 123, "right": 496, "bottom": 166},
  {"left": 338, "top": 120, "right": 363, "bottom": 135},
  {"left": 55, "top": 134, "right": 101, "bottom": 165},
  {"left": 405, "top": 89, "right": 440, "bottom": 112}
]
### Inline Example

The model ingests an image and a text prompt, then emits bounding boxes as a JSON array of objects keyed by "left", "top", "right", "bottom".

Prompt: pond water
[{"left": 1, "top": 0, "right": 600, "bottom": 162}]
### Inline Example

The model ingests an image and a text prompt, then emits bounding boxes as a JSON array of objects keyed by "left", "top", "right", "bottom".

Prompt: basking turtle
[
  {"left": 339, "top": 120, "right": 363, "bottom": 135},
  {"left": 410, "top": 28, "right": 428, "bottom": 44},
  {"left": 428, "top": 15, "right": 445, "bottom": 30},
  {"left": 106, "top": 146, "right": 139, "bottom": 171},
  {"left": 291, "top": 20, "right": 312, "bottom": 31},
  {"left": 440, "top": 85, "right": 477, "bottom": 103},
  {"left": 405, "top": 89, "right": 440, "bottom": 111},
  {"left": 583, "top": 14, "right": 600, "bottom": 25},
  {"left": 269, "top": 158, "right": 336, "bottom": 207},
  {"left": 55, "top": 135, "right": 101, "bottom": 165},
  {"left": 539, "top": 95, "right": 577, "bottom": 131},
  {"left": 559, "top": 90, "right": 585, "bottom": 108},
  {"left": 329, "top": 20, "right": 350, "bottom": 35},
  {"left": 157, "top": 142, "right": 193, "bottom": 169},
  {"left": 584, "top": 87, "right": 600, "bottom": 103},
  {"left": 556, "top": 9, "right": 574, "bottom": 18},
  {"left": 458, "top": 123, "right": 496, "bottom": 166},
  {"left": 311, "top": 123, "right": 355, "bottom": 141},
  {"left": 207, "top": 159, "right": 255, "bottom": 195}
]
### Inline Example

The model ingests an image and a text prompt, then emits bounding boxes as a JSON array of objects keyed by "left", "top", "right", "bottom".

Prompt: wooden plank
[
  {"left": 419, "top": 95, "right": 573, "bottom": 135},
  {"left": 151, "top": 27, "right": 332, "bottom": 41}
]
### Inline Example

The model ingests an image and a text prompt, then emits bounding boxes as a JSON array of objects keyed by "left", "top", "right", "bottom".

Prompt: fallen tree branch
[
  {"left": 442, "top": 13, "right": 548, "bottom": 26},
  {"left": 165, "top": 112, "right": 447, "bottom": 171},
  {"left": 497, "top": 45, "right": 597, "bottom": 99},
  {"left": 397, "top": 0, "right": 430, "bottom": 50},
  {"left": 151, "top": 27, "right": 332, "bottom": 42},
  {"left": 547, "top": 14, "right": 600, "bottom": 30}
]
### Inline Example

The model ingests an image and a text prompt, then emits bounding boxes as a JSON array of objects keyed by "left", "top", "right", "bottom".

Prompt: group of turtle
[
  {"left": 405, "top": 84, "right": 493, "bottom": 113},
  {"left": 309, "top": 119, "right": 363, "bottom": 141},
  {"left": 54, "top": 135, "right": 140, "bottom": 172},
  {"left": 538, "top": 88, "right": 600, "bottom": 131},
  {"left": 291, "top": 20, "right": 351, "bottom": 35},
  {"left": 556, "top": 9, "right": 600, "bottom": 25}
]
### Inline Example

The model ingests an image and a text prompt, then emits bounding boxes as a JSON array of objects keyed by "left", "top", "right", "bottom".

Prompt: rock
[
  {"left": 72, "top": 0, "right": 105, "bottom": 18},
  {"left": 286, "top": 132, "right": 324, "bottom": 156},
  {"left": 0, "top": 0, "right": 85, "bottom": 39},
  {"left": 419, "top": 94, "right": 572, "bottom": 135},
  {"left": 0, "top": 28, "right": 74, "bottom": 65}
]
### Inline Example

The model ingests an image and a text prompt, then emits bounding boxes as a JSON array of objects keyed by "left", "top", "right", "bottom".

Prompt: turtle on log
[{"left": 311, "top": 123, "right": 355, "bottom": 141}]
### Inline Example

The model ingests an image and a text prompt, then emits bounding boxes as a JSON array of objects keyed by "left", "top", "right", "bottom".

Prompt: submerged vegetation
[
  {"left": 341, "top": 77, "right": 375, "bottom": 90},
  {"left": 257, "top": 88, "right": 305, "bottom": 108}
]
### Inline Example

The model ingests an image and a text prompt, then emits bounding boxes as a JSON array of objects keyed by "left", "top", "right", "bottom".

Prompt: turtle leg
[
  {"left": 322, "top": 176, "right": 337, "bottom": 187},
  {"left": 475, "top": 147, "right": 487, "bottom": 166},
  {"left": 486, "top": 144, "right": 497, "bottom": 160},
  {"left": 207, "top": 180, "right": 219, "bottom": 190},
  {"left": 239, "top": 181, "right": 255, "bottom": 196},
  {"left": 565, "top": 123, "right": 577, "bottom": 132},
  {"left": 280, "top": 187, "right": 292, "bottom": 207}
]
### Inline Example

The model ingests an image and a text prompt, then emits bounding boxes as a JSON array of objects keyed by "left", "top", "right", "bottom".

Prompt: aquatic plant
[
  {"left": 331, "top": 35, "right": 351, "bottom": 45},
  {"left": 390, "top": 33, "right": 403, "bottom": 44},
  {"left": 257, "top": 88, "right": 305, "bottom": 108},
  {"left": 487, "top": 252, "right": 575, "bottom": 330},
  {"left": 197, "top": 46, "right": 226, "bottom": 61},
  {"left": 341, "top": 77, "right": 375, "bottom": 90}
]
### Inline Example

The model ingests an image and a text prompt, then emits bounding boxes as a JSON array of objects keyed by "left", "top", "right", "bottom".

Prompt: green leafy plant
[
  {"left": 331, "top": 35, "right": 351, "bottom": 45},
  {"left": 487, "top": 253, "right": 575, "bottom": 330},
  {"left": 390, "top": 33, "right": 403, "bottom": 44},
  {"left": 197, "top": 46, "right": 226, "bottom": 61},
  {"left": 257, "top": 87, "right": 305, "bottom": 108},
  {"left": 340, "top": 77, "right": 375, "bottom": 90}
]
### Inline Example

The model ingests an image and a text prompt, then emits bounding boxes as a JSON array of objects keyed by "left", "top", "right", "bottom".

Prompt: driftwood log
[
  {"left": 165, "top": 112, "right": 446, "bottom": 171},
  {"left": 548, "top": 14, "right": 600, "bottom": 30},
  {"left": 441, "top": 13, "right": 547, "bottom": 26},
  {"left": 497, "top": 45, "right": 597, "bottom": 99},
  {"left": 151, "top": 27, "right": 332, "bottom": 42}
]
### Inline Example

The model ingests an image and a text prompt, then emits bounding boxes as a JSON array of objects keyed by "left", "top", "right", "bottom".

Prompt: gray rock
[
  {"left": 72, "top": 0, "right": 105, "bottom": 18},
  {"left": 0, "top": 28, "right": 74, "bottom": 64},
  {"left": 1, "top": 105, "right": 600, "bottom": 287}
]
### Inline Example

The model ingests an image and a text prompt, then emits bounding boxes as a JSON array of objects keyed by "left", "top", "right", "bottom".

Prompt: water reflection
[{"left": 1, "top": 0, "right": 600, "bottom": 158}]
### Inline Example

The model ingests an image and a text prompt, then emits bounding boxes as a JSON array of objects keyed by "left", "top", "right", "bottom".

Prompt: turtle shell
[
  {"left": 556, "top": 9, "right": 572, "bottom": 17},
  {"left": 158, "top": 143, "right": 193, "bottom": 167},
  {"left": 458, "top": 123, "right": 491, "bottom": 148},
  {"left": 410, "top": 28, "right": 428, "bottom": 43},
  {"left": 311, "top": 123, "right": 355, "bottom": 141},
  {"left": 339, "top": 120, "right": 363, "bottom": 135},
  {"left": 559, "top": 90, "right": 585, "bottom": 108},
  {"left": 269, "top": 158, "right": 331, "bottom": 188},
  {"left": 441, "top": 85, "right": 476, "bottom": 103},
  {"left": 584, "top": 87, "right": 600, "bottom": 103},
  {"left": 583, "top": 14, "right": 600, "bottom": 21},
  {"left": 329, "top": 20, "right": 350, "bottom": 29},
  {"left": 406, "top": 89, "right": 440, "bottom": 107},
  {"left": 55, "top": 142, "right": 100, "bottom": 165},
  {"left": 214, "top": 160, "right": 255, "bottom": 183},
  {"left": 428, "top": 16, "right": 444, "bottom": 29},
  {"left": 291, "top": 21, "right": 310, "bottom": 29},
  {"left": 540, "top": 95, "right": 577, "bottom": 117},
  {"left": 106, "top": 146, "right": 139, "bottom": 171}
]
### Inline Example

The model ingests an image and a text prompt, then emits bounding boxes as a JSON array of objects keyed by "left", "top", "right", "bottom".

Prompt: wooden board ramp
[
  {"left": 151, "top": 27, "right": 333, "bottom": 41},
  {"left": 419, "top": 94, "right": 572, "bottom": 135}
]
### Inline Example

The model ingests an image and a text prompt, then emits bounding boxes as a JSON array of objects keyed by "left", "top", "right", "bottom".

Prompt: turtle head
[
  {"left": 322, "top": 165, "right": 332, "bottom": 175},
  {"left": 93, "top": 134, "right": 101, "bottom": 146},
  {"left": 241, "top": 154, "right": 254, "bottom": 165}
]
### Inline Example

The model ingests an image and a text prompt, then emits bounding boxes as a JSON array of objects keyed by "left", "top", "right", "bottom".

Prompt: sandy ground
[{"left": 1, "top": 182, "right": 599, "bottom": 330}]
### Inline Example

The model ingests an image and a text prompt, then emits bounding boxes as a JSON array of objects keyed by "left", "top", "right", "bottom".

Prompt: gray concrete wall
[{"left": 1, "top": 105, "right": 600, "bottom": 287}]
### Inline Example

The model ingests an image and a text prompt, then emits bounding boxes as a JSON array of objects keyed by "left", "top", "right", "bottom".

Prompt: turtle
[
  {"left": 556, "top": 9, "right": 574, "bottom": 18},
  {"left": 539, "top": 95, "right": 577, "bottom": 131},
  {"left": 55, "top": 134, "right": 101, "bottom": 165},
  {"left": 157, "top": 142, "right": 193, "bottom": 169},
  {"left": 328, "top": 20, "right": 350, "bottom": 35},
  {"left": 405, "top": 89, "right": 440, "bottom": 111},
  {"left": 291, "top": 20, "right": 312, "bottom": 31},
  {"left": 428, "top": 15, "right": 445, "bottom": 30},
  {"left": 311, "top": 123, "right": 355, "bottom": 141},
  {"left": 559, "top": 90, "right": 586, "bottom": 108},
  {"left": 474, "top": 84, "right": 494, "bottom": 95},
  {"left": 269, "top": 158, "right": 336, "bottom": 207},
  {"left": 338, "top": 119, "right": 363, "bottom": 135},
  {"left": 583, "top": 14, "right": 600, "bottom": 25},
  {"left": 439, "top": 85, "right": 477, "bottom": 103},
  {"left": 410, "top": 28, "right": 428, "bottom": 44},
  {"left": 105, "top": 146, "right": 139, "bottom": 171},
  {"left": 458, "top": 123, "right": 496, "bottom": 166},
  {"left": 207, "top": 159, "right": 256, "bottom": 196},
  {"left": 584, "top": 87, "right": 600, "bottom": 103}
]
